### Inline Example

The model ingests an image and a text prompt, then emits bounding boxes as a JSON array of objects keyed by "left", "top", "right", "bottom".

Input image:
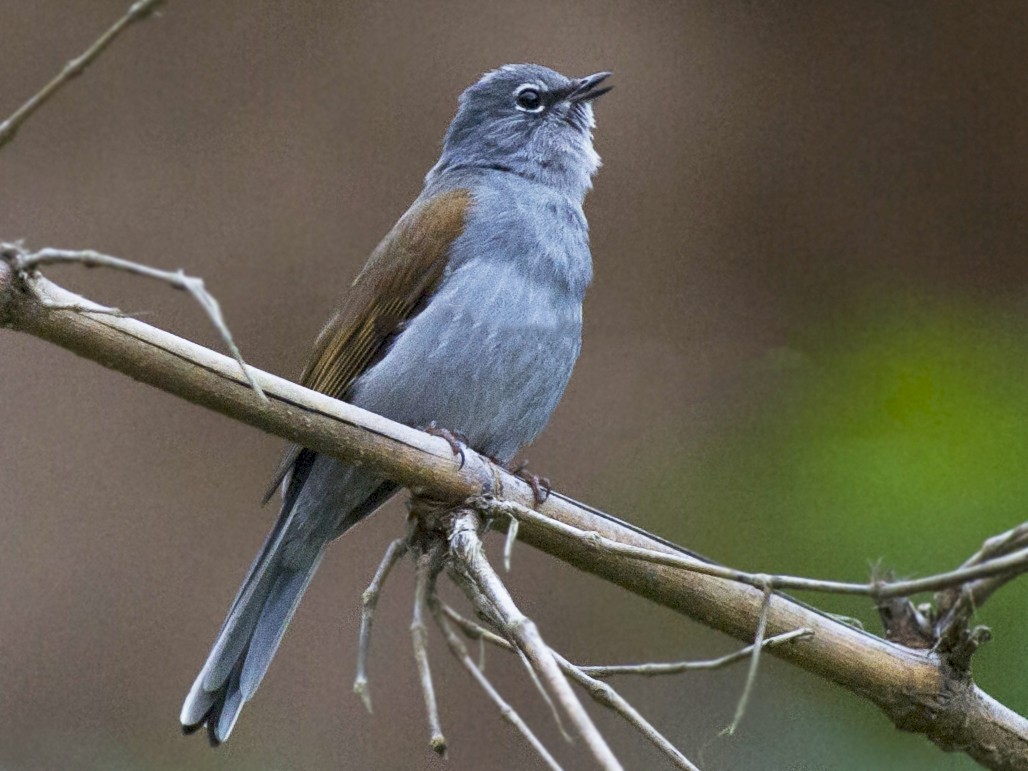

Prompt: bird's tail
[{"left": 180, "top": 511, "right": 329, "bottom": 745}]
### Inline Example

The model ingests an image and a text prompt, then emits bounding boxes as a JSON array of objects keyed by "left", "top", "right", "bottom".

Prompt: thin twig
[
  {"left": 723, "top": 584, "right": 772, "bottom": 736},
  {"left": 927, "top": 524, "right": 1028, "bottom": 669},
  {"left": 442, "top": 604, "right": 699, "bottom": 771},
  {"left": 447, "top": 509, "right": 624, "bottom": 770},
  {"left": 0, "top": 0, "right": 165, "bottom": 150},
  {"left": 353, "top": 537, "right": 408, "bottom": 713},
  {"left": 516, "top": 642, "right": 574, "bottom": 743},
  {"left": 579, "top": 628, "right": 813, "bottom": 678},
  {"left": 961, "top": 523, "right": 1028, "bottom": 569},
  {"left": 552, "top": 650, "right": 701, "bottom": 771},
  {"left": 476, "top": 499, "right": 1028, "bottom": 601},
  {"left": 443, "top": 603, "right": 510, "bottom": 648},
  {"left": 936, "top": 522, "right": 1028, "bottom": 631},
  {"left": 429, "top": 596, "right": 563, "bottom": 771},
  {"left": 412, "top": 549, "right": 446, "bottom": 755},
  {"left": 7, "top": 245, "right": 266, "bottom": 400}
]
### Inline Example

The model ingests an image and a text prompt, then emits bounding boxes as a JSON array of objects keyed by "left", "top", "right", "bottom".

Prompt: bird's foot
[
  {"left": 422, "top": 421, "right": 469, "bottom": 469},
  {"left": 508, "top": 459, "right": 551, "bottom": 506}
]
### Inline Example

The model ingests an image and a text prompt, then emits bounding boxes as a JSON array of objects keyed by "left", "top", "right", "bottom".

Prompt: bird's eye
[{"left": 514, "top": 85, "right": 544, "bottom": 113}]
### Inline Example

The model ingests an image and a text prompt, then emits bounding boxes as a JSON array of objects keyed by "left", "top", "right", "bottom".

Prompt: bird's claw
[
  {"left": 508, "top": 458, "right": 551, "bottom": 506},
  {"left": 423, "top": 421, "right": 468, "bottom": 469}
]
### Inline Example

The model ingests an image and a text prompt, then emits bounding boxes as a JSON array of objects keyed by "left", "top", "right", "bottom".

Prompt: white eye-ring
[{"left": 514, "top": 83, "right": 545, "bottom": 113}]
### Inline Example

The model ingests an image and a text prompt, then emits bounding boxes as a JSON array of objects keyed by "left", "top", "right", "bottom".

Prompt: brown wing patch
[{"left": 263, "top": 188, "right": 472, "bottom": 503}]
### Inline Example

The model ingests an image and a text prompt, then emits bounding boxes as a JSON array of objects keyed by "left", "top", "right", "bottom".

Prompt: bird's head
[{"left": 430, "top": 63, "right": 612, "bottom": 200}]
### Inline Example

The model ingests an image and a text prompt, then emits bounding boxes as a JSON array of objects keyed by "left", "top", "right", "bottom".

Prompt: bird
[{"left": 180, "top": 63, "right": 611, "bottom": 744}]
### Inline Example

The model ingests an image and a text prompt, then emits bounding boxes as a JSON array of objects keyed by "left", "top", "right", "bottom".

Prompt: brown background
[{"left": 2, "top": 2, "right": 1027, "bottom": 769}]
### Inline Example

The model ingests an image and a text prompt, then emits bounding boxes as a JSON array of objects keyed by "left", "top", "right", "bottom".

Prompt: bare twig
[
  {"left": 515, "top": 641, "right": 574, "bottom": 743},
  {"left": 936, "top": 522, "right": 1028, "bottom": 634},
  {"left": 579, "top": 628, "right": 813, "bottom": 678},
  {"left": 552, "top": 649, "right": 701, "bottom": 771},
  {"left": 429, "top": 597, "right": 563, "bottom": 771},
  {"left": 444, "top": 511, "right": 573, "bottom": 743},
  {"left": 443, "top": 603, "right": 510, "bottom": 647},
  {"left": 724, "top": 584, "right": 772, "bottom": 736},
  {"left": 851, "top": 547, "right": 1028, "bottom": 602},
  {"left": 0, "top": 0, "right": 165, "bottom": 150},
  {"left": 5, "top": 244, "right": 266, "bottom": 400},
  {"left": 962, "top": 523, "right": 1028, "bottom": 570},
  {"left": 412, "top": 549, "right": 446, "bottom": 755},
  {"left": 442, "top": 604, "right": 699, "bottom": 771},
  {"left": 447, "top": 510, "right": 624, "bottom": 770},
  {"left": 354, "top": 537, "right": 408, "bottom": 713},
  {"left": 476, "top": 499, "right": 1028, "bottom": 602}
]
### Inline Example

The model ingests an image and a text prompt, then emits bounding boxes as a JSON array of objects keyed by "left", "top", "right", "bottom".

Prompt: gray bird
[{"left": 181, "top": 63, "right": 611, "bottom": 744}]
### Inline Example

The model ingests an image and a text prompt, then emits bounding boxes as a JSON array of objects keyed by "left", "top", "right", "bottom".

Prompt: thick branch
[{"left": 1, "top": 261, "right": 1026, "bottom": 769}]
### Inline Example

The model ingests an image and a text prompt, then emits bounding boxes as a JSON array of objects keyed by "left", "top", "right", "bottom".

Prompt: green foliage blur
[{"left": 616, "top": 291, "right": 1028, "bottom": 770}]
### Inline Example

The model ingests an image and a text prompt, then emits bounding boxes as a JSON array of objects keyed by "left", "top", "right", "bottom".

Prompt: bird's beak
[{"left": 567, "top": 71, "right": 613, "bottom": 103}]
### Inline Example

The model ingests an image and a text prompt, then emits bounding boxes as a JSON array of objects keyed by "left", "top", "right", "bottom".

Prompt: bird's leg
[
  {"left": 422, "top": 421, "right": 469, "bottom": 469},
  {"left": 507, "top": 458, "right": 551, "bottom": 506}
]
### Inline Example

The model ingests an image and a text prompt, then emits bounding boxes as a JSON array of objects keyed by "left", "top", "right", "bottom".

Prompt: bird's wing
[{"left": 262, "top": 188, "right": 473, "bottom": 503}]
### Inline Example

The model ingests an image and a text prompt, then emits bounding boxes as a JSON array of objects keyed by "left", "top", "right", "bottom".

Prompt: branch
[
  {"left": 445, "top": 508, "right": 623, "bottom": 770},
  {"left": 476, "top": 499, "right": 1028, "bottom": 602},
  {"left": 2, "top": 256, "right": 1027, "bottom": 769},
  {"left": 440, "top": 603, "right": 700, "bottom": 770},
  {"left": 936, "top": 523, "right": 1028, "bottom": 637},
  {"left": 8, "top": 245, "right": 265, "bottom": 398},
  {"left": 430, "top": 599, "right": 563, "bottom": 771},
  {"left": 0, "top": 0, "right": 165, "bottom": 150},
  {"left": 553, "top": 648, "right": 698, "bottom": 770}
]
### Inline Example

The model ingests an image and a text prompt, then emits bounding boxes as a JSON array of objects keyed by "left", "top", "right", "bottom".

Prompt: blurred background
[{"left": 1, "top": 1, "right": 1026, "bottom": 769}]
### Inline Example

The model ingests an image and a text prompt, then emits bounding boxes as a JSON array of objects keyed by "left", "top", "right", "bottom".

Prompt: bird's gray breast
[{"left": 350, "top": 175, "right": 592, "bottom": 462}]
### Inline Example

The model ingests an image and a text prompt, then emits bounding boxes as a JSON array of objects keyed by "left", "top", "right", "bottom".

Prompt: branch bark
[{"left": 2, "top": 257, "right": 1026, "bottom": 769}]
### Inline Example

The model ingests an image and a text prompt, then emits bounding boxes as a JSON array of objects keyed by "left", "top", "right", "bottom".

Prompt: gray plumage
[{"left": 181, "top": 63, "right": 608, "bottom": 744}]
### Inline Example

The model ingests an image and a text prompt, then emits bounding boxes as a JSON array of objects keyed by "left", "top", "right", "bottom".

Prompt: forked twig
[
  {"left": 936, "top": 522, "right": 1028, "bottom": 636},
  {"left": 960, "top": 523, "right": 1028, "bottom": 570},
  {"left": 5, "top": 244, "right": 266, "bottom": 400},
  {"left": 442, "top": 602, "right": 510, "bottom": 647},
  {"left": 552, "top": 649, "right": 700, "bottom": 771},
  {"left": 429, "top": 596, "right": 563, "bottom": 771},
  {"left": 442, "top": 604, "right": 700, "bottom": 770},
  {"left": 354, "top": 537, "right": 408, "bottom": 713},
  {"left": 0, "top": 0, "right": 165, "bottom": 150},
  {"left": 447, "top": 509, "right": 624, "bottom": 770}
]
